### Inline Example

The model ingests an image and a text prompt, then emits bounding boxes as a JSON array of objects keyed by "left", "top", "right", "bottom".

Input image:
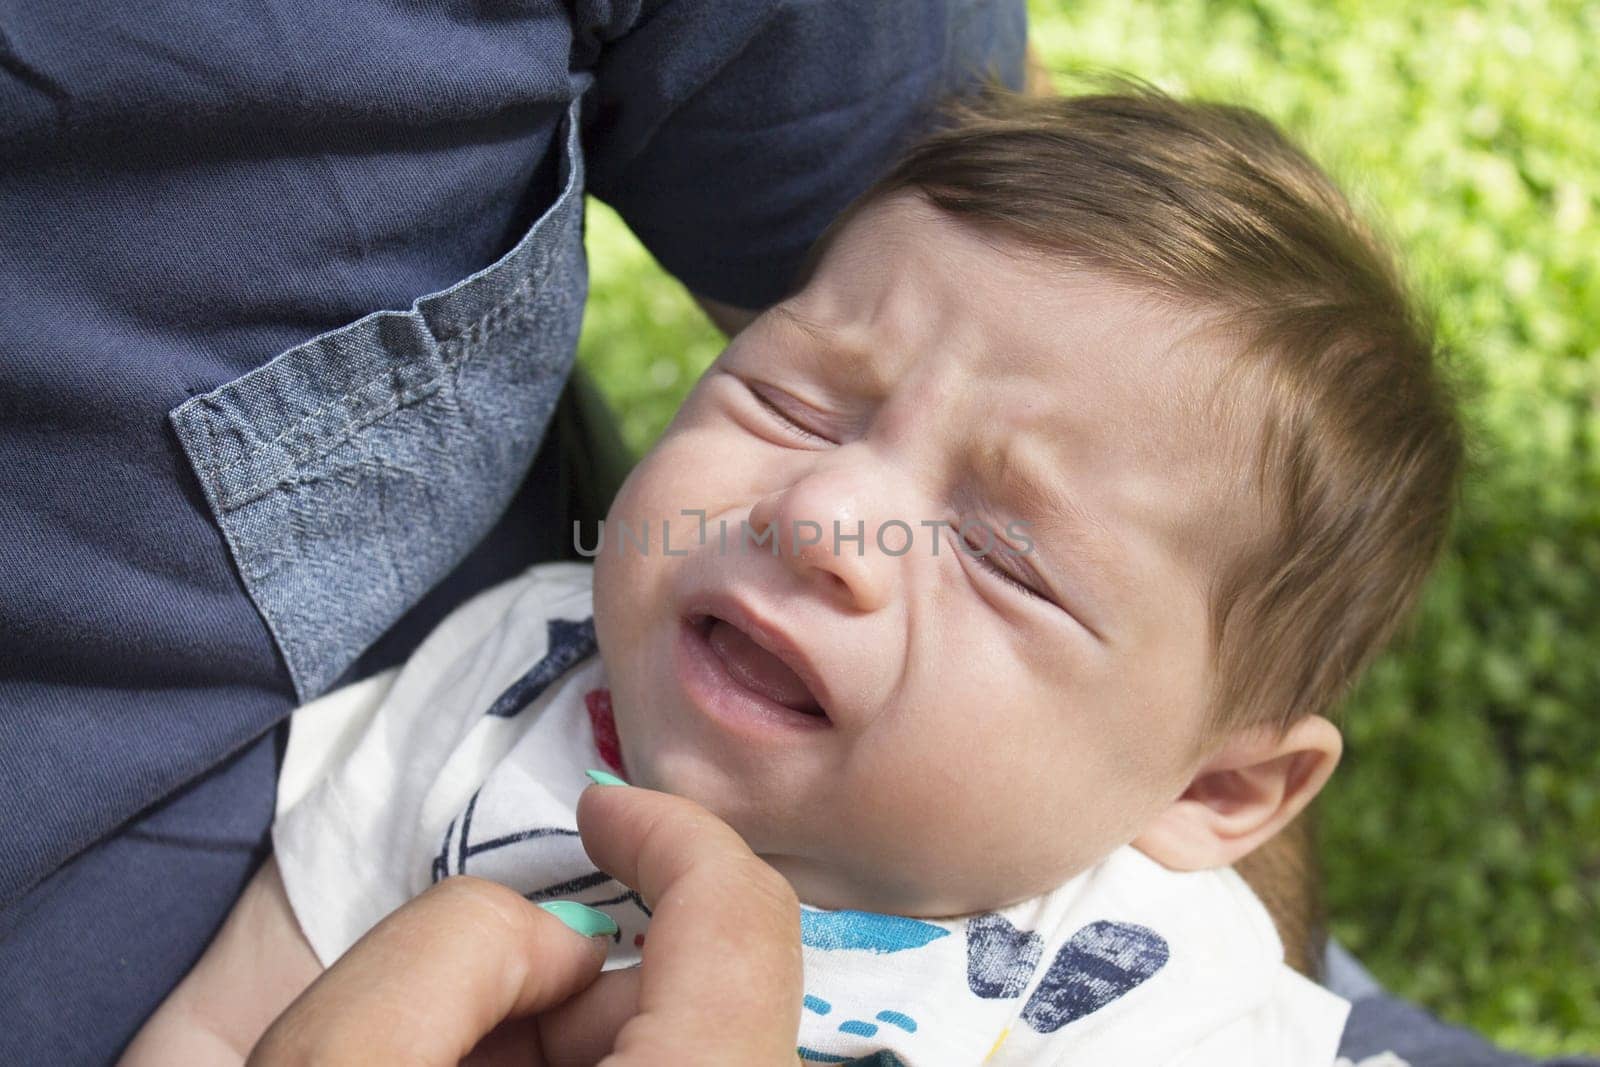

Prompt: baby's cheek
[
  {"left": 926, "top": 767, "right": 1126, "bottom": 901},
  {"left": 849, "top": 763, "right": 1013, "bottom": 880}
]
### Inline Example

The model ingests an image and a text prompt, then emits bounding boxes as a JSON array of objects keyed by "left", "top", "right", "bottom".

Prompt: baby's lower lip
[{"left": 674, "top": 615, "right": 834, "bottom": 738}]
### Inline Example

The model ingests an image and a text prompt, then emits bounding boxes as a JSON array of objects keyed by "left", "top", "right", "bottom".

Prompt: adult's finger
[
  {"left": 248, "top": 876, "right": 611, "bottom": 1067},
  {"left": 535, "top": 965, "right": 642, "bottom": 1067},
  {"left": 575, "top": 784, "right": 804, "bottom": 1065}
]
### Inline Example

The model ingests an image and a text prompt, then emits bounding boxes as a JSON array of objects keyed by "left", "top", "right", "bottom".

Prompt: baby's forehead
[
  {"left": 800, "top": 191, "right": 1203, "bottom": 371},
  {"left": 798, "top": 196, "right": 1243, "bottom": 435},
  {"left": 780, "top": 196, "right": 1270, "bottom": 605}
]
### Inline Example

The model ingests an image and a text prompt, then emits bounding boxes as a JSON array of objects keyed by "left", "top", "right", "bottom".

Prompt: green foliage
[
  {"left": 578, "top": 0, "right": 1599, "bottom": 1053},
  {"left": 576, "top": 206, "right": 726, "bottom": 457}
]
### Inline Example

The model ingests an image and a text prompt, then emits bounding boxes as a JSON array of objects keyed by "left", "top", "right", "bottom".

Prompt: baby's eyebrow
[
  {"left": 767, "top": 303, "right": 892, "bottom": 397},
  {"left": 768, "top": 303, "right": 832, "bottom": 347}
]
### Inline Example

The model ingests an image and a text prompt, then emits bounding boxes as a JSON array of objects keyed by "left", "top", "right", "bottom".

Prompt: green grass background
[{"left": 577, "top": 0, "right": 1599, "bottom": 1054}]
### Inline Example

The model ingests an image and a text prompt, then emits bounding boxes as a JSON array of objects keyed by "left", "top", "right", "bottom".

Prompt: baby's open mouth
[{"left": 689, "top": 613, "right": 829, "bottom": 720}]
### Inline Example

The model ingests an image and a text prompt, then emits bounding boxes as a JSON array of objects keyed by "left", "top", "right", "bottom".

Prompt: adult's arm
[{"left": 585, "top": 0, "right": 1028, "bottom": 314}]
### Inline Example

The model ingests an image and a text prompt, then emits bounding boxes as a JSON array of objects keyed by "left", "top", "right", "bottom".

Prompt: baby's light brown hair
[{"left": 821, "top": 85, "right": 1463, "bottom": 739}]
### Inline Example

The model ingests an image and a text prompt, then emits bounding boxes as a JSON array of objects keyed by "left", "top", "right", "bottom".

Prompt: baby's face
[{"left": 593, "top": 194, "right": 1255, "bottom": 917}]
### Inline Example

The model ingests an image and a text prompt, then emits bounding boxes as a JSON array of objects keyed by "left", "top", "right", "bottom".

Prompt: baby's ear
[{"left": 1132, "top": 715, "right": 1341, "bottom": 871}]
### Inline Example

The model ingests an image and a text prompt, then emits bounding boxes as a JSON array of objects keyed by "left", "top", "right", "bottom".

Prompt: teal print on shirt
[
  {"left": 795, "top": 910, "right": 938, "bottom": 1062},
  {"left": 799, "top": 908, "right": 950, "bottom": 954}
]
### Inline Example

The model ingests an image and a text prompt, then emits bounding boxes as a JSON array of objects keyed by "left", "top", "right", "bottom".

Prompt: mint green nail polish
[
  {"left": 538, "top": 900, "right": 619, "bottom": 939},
  {"left": 585, "top": 769, "right": 628, "bottom": 787}
]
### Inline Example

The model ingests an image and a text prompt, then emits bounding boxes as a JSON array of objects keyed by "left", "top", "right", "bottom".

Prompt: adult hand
[{"left": 248, "top": 783, "right": 804, "bottom": 1066}]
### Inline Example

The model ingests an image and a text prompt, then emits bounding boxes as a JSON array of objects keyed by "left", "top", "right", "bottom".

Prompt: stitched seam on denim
[
  {"left": 212, "top": 255, "right": 547, "bottom": 480},
  {"left": 232, "top": 296, "right": 558, "bottom": 502},
  {"left": 183, "top": 93, "right": 585, "bottom": 494},
  {"left": 184, "top": 292, "right": 509, "bottom": 488},
  {"left": 221, "top": 296, "right": 535, "bottom": 508},
  {"left": 212, "top": 239, "right": 571, "bottom": 510},
  {"left": 275, "top": 326, "right": 566, "bottom": 500}
]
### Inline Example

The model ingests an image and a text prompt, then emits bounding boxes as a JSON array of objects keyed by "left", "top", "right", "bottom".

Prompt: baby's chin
[
  {"left": 619, "top": 733, "right": 1082, "bottom": 919},
  {"left": 620, "top": 767, "right": 1075, "bottom": 921}
]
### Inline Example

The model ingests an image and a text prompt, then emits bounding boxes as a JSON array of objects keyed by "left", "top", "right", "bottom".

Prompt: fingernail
[
  {"left": 585, "top": 769, "right": 628, "bottom": 787},
  {"left": 538, "top": 900, "right": 619, "bottom": 939}
]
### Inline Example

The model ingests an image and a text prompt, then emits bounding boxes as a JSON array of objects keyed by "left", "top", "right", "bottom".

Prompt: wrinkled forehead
[
  {"left": 790, "top": 193, "right": 1220, "bottom": 406},
  {"left": 781, "top": 192, "right": 1268, "bottom": 576}
]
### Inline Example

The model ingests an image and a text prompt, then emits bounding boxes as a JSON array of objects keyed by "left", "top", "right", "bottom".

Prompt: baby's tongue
[{"left": 706, "top": 618, "right": 817, "bottom": 711}]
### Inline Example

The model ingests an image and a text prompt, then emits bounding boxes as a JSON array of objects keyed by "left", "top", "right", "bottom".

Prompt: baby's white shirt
[{"left": 274, "top": 561, "right": 1349, "bottom": 1065}]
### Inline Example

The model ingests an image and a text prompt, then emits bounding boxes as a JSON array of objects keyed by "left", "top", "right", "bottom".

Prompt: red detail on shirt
[
  {"left": 585, "top": 687, "right": 625, "bottom": 775},
  {"left": 634, "top": 933, "right": 646, "bottom": 949}
]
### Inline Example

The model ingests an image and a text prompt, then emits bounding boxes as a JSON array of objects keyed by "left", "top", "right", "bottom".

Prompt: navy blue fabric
[
  {"left": 1338, "top": 993, "right": 1599, "bottom": 1067},
  {"left": 0, "top": 1, "right": 1025, "bottom": 1060},
  {"left": 0, "top": 729, "right": 280, "bottom": 1054},
  {"left": 1325, "top": 942, "right": 1597, "bottom": 1066}
]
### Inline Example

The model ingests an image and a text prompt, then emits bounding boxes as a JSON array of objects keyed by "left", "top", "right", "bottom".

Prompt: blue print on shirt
[
  {"left": 484, "top": 616, "right": 596, "bottom": 717},
  {"left": 966, "top": 911, "right": 1045, "bottom": 999},
  {"left": 1020, "top": 920, "right": 1169, "bottom": 1033}
]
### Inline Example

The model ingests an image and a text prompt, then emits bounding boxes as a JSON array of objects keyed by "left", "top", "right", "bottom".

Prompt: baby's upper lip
[{"left": 680, "top": 590, "right": 837, "bottom": 721}]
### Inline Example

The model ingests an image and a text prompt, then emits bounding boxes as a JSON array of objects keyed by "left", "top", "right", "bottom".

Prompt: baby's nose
[{"left": 746, "top": 467, "right": 905, "bottom": 613}]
